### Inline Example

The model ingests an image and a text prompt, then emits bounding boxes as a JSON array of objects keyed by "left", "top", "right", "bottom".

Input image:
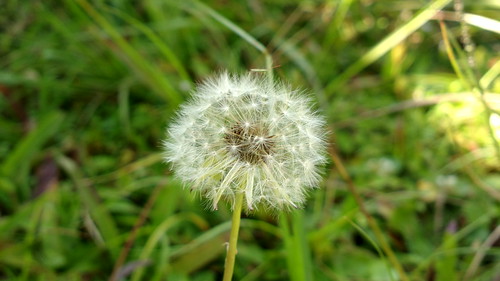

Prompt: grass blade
[
  {"left": 55, "top": 153, "right": 120, "bottom": 259},
  {"left": 75, "top": 0, "right": 182, "bottom": 106},
  {"left": 325, "top": 0, "right": 452, "bottom": 94}
]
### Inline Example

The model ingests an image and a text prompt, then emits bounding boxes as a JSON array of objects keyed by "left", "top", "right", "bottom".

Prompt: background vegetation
[{"left": 1, "top": 0, "right": 499, "bottom": 280}]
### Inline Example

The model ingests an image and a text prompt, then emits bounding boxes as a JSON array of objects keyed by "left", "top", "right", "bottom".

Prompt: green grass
[{"left": 1, "top": 0, "right": 499, "bottom": 280}]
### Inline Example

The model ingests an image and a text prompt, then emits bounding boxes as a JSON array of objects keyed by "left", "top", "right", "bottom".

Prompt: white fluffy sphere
[{"left": 164, "top": 72, "right": 327, "bottom": 211}]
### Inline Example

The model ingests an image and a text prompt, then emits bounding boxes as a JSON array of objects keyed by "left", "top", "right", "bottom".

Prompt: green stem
[
  {"left": 265, "top": 51, "right": 273, "bottom": 85},
  {"left": 222, "top": 193, "right": 244, "bottom": 281},
  {"left": 280, "top": 211, "right": 312, "bottom": 281}
]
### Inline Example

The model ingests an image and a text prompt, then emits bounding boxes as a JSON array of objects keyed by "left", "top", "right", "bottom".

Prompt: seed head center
[{"left": 224, "top": 123, "right": 274, "bottom": 164}]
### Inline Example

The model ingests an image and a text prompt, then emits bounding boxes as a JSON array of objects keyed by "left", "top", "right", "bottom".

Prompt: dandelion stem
[{"left": 222, "top": 192, "right": 244, "bottom": 281}]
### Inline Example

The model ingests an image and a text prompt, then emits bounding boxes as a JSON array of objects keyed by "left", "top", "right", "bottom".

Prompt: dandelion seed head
[{"left": 164, "top": 72, "right": 327, "bottom": 212}]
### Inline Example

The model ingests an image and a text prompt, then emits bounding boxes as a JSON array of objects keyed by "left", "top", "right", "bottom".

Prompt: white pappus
[{"left": 163, "top": 72, "right": 327, "bottom": 212}]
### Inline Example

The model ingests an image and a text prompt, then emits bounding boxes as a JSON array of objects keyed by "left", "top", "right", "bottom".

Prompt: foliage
[{"left": 0, "top": 0, "right": 499, "bottom": 280}]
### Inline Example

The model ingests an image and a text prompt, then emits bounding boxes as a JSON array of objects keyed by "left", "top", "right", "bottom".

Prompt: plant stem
[{"left": 222, "top": 193, "right": 244, "bottom": 281}]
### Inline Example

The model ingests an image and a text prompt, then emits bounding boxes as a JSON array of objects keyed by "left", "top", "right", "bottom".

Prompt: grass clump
[{"left": 0, "top": 0, "right": 499, "bottom": 280}]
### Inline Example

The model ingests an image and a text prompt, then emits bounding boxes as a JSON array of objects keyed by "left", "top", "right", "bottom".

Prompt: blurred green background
[{"left": 1, "top": 0, "right": 499, "bottom": 280}]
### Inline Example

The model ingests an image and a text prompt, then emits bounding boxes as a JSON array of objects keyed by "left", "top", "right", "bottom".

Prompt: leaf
[
  {"left": 55, "top": 153, "right": 120, "bottom": 259},
  {"left": 1, "top": 111, "right": 64, "bottom": 181}
]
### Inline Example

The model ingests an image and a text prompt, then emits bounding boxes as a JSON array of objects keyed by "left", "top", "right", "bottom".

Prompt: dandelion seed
[{"left": 163, "top": 72, "right": 327, "bottom": 211}]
